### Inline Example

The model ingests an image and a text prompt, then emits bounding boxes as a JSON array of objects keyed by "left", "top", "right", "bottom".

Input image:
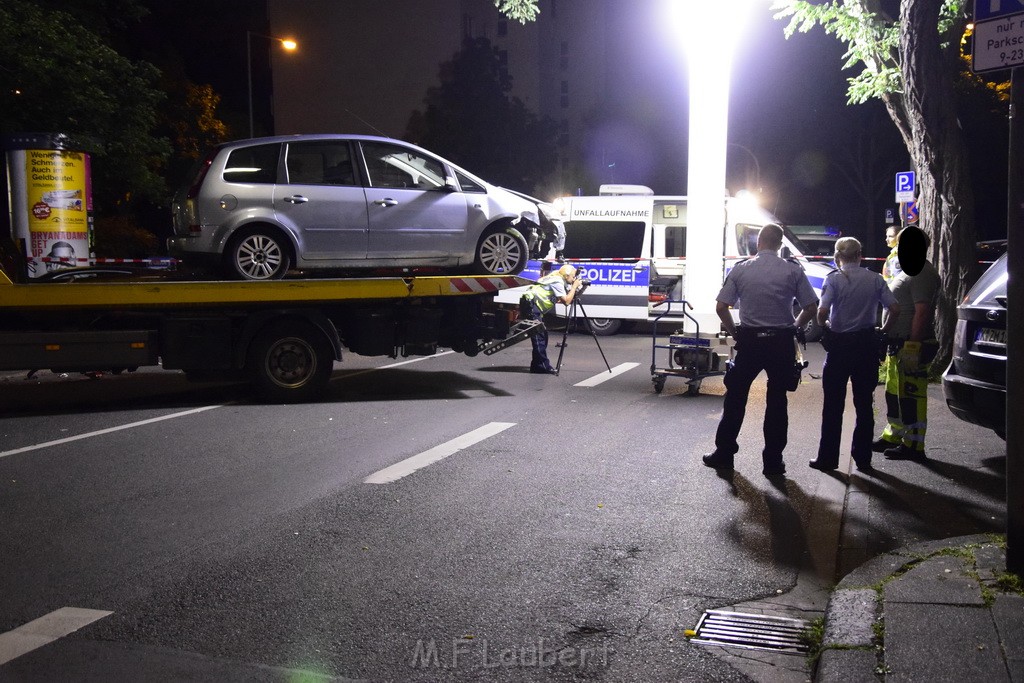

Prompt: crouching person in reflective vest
[{"left": 519, "top": 264, "right": 583, "bottom": 374}]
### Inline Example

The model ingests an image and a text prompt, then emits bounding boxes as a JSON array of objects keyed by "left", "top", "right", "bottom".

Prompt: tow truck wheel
[
  {"left": 226, "top": 227, "right": 292, "bottom": 281},
  {"left": 586, "top": 318, "right": 621, "bottom": 336},
  {"left": 247, "top": 322, "right": 333, "bottom": 402},
  {"left": 474, "top": 227, "right": 528, "bottom": 275}
]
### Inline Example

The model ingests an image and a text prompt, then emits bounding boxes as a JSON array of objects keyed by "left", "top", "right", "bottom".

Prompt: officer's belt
[{"left": 739, "top": 326, "right": 795, "bottom": 338}]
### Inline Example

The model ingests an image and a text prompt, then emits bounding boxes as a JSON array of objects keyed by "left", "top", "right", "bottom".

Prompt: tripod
[{"left": 553, "top": 291, "right": 612, "bottom": 375}]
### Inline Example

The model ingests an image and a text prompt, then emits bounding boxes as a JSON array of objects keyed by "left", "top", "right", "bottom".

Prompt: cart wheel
[
  {"left": 653, "top": 376, "right": 666, "bottom": 394},
  {"left": 686, "top": 381, "right": 701, "bottom": 396}
]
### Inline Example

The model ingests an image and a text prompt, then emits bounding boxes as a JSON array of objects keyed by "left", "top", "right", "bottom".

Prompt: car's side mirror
[
  {"left": 780, "top": 246, "right": 792, "bottom": 259},
  {"left": 443, "top": 178, "right": 459, "bottom": 192}
]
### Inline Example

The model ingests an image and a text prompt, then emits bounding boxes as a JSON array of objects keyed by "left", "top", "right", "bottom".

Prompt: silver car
[{"left": 169, "top": 134, "right": 540, "bottom": 279}]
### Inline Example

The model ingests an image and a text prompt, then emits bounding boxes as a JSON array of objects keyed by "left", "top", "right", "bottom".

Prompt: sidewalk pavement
[{"left": 817, "top": 534, "right": 1023, "bottom": 681}]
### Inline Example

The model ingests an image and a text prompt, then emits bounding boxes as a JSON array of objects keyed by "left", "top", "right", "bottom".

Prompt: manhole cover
[{"left": 689, "top": 609, "right": 809, "bottom": 654}]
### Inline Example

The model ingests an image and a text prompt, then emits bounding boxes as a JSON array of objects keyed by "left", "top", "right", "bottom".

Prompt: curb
[{"left": 815, "top": 534, "right": 996, "bottom": 681}]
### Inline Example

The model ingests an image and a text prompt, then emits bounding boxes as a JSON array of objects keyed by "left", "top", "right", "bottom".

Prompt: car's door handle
[
  {"left": 283, "top": 195, "right": 309, "bottom": 204},
  {"left": 373, "top": 198, "right": 398, "bottom": 207}
]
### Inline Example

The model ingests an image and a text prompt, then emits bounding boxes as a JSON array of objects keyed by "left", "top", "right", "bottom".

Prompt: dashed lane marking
[
  {"left": 0, "top": 607, "right": 112, "bottom": 665},
  {"left": 364, "top": 421, "right": 516, "bottom": 484},
  {"left": 0, "top": 353, "right": 455, "bottom": 460},
  {"left": 574, "top": 362, "right": 640, "bottom": 387}
]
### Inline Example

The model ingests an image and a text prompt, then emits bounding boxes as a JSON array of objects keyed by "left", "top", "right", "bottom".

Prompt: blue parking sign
[{"left": 895, "top": 171, "right": 915, "bottom": 202}]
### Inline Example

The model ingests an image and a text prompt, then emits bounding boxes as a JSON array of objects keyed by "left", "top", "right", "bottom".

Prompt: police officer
[
  {"left": 873, "top": 229, "right": 941, "bottom": 460},
  {"left": 882, "top": 226, "right": 901, "bottom": 283},
  {"left": 810, "top": 237, "right": 899, "bottom": 472},
  {"left": 519, "top": 264, "right": 584, "bottom": 374},
  {"left": 703, "top": 224, "right": 818, "bottom": 477}
]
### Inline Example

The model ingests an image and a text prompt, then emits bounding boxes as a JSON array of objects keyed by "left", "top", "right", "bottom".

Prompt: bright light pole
[
  {"left": 666, "top": 1, "right": 760, "bottom": 332},
  {"left": 728, "top": 142, "right": 762, "bottom": 193},
  {"left": 247, "top": 31, "right": 298, "bottom": 138}
]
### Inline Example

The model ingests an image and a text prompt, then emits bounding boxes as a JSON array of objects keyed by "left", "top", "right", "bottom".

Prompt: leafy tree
[
  {"left": 405, "top": 36, "right": 558, "bottom": 193},
  {"left": 492, "top": 0, "right": 540, "bottom": 23},
  {"left": 0, "top": 0, "right": 169, "bottom": 212},
  {"left": 772, "top": 0, "right": 1000, "bottom": 365}
]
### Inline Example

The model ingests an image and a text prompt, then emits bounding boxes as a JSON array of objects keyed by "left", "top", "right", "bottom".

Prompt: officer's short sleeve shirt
[
  {"left": 716, "top": 252, "right": 818, "bottom": 328},
  {"left": 819, "top": 264, "right": 896, "bottom": 333}
]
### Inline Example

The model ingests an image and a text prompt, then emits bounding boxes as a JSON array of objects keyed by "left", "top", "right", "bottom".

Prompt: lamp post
[
  {"left": 247, "top": 31, "right": 297, "bottom": 138},
  {"left": 728, "top": 143, "right": 762, "bottom": 193}
]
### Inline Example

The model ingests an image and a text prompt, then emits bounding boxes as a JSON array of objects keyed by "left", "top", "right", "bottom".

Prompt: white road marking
[
  {"left": 336, "top": 350, "right": 455, "bottom": 379},
  {"left": 364, "top": 421, "right": 516, "bottom": 484},
  {"left": 574, "top": 362, "right": 640, "bottom": 387},
  {"left": 0, "top": 352, "right": 457, "bottom": 460},
  {"left": 0, "top": 405, "right": 223, "bottom": 459},
  {"left": 0, "top": 607, "right": 112, "bottom": 665}
]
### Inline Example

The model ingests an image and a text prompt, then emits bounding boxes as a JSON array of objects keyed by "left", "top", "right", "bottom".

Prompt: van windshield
[{"left": 562, "top": 220, "right": 646, "bottom": 259}]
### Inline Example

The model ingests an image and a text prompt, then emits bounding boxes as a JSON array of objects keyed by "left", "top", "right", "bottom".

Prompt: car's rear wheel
[
  {"left": 474, "top": 226, "right": 528, "bottom": 275},
  {"left": 226, "top": 227, "right": 292, "bottom": 280}
]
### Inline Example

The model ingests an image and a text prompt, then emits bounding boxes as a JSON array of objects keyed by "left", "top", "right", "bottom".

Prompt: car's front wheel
[
  {"left": 474, "top": 226, "right": 528, "bottom": 275},
  {"left": 226, "top": 227, "right": 292, "bottom": 280}
]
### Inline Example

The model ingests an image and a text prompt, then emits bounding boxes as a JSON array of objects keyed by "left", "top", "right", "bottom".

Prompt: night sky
[{"left": 138, "top": 1, "right": 1006, "bottom": 258}]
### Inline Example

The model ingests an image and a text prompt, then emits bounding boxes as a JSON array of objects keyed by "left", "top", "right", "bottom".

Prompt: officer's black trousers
[
  {"left": 714, "top": 333, "right": 795, "bottom": 468},
  {"left": 817, "top": 335, "right": 878, "bottom": 466}
]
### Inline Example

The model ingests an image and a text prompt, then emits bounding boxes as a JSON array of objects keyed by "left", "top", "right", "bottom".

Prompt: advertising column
[{"left": 3, "top": 133, "right": 95, "bottom": 277}]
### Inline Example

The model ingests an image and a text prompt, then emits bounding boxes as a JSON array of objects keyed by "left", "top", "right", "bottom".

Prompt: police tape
[{"left": 38, "top": 257, "right": 178, "bottom": 267}]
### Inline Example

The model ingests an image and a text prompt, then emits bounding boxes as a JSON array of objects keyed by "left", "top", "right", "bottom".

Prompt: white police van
[{"left": 496, "top": 185, "right": 830, "bottom": 338}]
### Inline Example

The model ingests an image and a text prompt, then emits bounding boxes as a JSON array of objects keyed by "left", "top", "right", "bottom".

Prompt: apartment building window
[
  {"left": 497, "top": 20, "right": 508, "bottom": 37},
  {"left": 560, "top": 80, "right": 569, "bottom": 108},
  {"left": 559, "top": 119, "right": 569, "bottom": 147}
]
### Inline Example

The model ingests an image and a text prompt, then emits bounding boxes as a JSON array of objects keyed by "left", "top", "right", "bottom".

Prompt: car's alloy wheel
[
  {"left": 475, "top": 228, "right": 527, "bottom": 275},
  {"left": 229, "top": 229, "right": 291, "bottom": 280}
]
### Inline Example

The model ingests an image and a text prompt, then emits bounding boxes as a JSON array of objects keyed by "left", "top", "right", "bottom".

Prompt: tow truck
[{"left": 0, "top": 242, "right": 537, "bottom": 402}]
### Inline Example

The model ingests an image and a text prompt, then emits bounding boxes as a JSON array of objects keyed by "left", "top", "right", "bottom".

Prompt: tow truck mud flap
[{"left": 0, "top": 330, "right": 158, "bottom": 371}]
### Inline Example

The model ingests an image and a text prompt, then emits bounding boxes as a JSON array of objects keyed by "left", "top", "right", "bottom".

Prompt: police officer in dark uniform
[
  {"left": 809, "top": 237, "right": 899, "bottom": 472},
  {"left": 703, "top": 224, "right": 818, "bottom": 477}
]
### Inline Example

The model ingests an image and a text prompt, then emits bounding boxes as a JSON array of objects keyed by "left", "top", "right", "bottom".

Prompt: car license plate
[{"left": 978, "top": 327, "right": 1006, "bottom": 344}]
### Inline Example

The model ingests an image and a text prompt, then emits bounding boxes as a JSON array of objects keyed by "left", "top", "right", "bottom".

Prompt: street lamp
[
  {"left": 247, "top": 31, "right": 298, "bottom": 138},
  {"left": 665, "top": 0, "right": 759, "bottom": 330},
  {"left": 728, "top": 143, "right": 762, "bottom": 193}
]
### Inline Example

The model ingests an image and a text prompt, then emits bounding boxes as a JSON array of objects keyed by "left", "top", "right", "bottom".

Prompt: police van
[{"left": 496, "top": 185, "right": 830, "bottom": 338}]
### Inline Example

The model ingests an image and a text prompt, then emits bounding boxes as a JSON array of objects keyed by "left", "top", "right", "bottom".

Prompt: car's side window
[
  {"left": 285, "top": 141, "right": 357, "bottom": 186},
  {"left": 223, "top": 144, "right": 280, "bottom": 184},
  {"left": 361, "top": 142, "right": 447, "bottom": 190},
  {"left": 455, "top": 170, "right": 484, "bottom": 193}
]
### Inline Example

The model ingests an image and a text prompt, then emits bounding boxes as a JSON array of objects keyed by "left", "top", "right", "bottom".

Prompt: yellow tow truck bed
[{"left": 0, "top": 269, "right": 530, "bottom": 311}]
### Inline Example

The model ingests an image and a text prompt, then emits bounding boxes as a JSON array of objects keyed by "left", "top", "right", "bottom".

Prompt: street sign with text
[
  {"left": 973, "top": 0, "right": 1024, "bottom": 72},
  {"left": 895, "top": 171, "right": 916, "bottom": 203}
]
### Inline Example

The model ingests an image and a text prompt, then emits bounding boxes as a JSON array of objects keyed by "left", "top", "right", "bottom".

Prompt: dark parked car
[{"left": 942, "top": 253, "right": 1007, "bottom": 438}]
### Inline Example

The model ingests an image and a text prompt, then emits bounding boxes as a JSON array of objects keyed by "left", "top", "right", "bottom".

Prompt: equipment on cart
[{"left": 650, "top": 299, "right": 728, "bottom": 395}]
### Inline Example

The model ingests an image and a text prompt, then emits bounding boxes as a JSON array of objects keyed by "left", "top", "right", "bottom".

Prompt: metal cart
[{"left": 650, "top": 299, "right": 727, "bottom": 395}]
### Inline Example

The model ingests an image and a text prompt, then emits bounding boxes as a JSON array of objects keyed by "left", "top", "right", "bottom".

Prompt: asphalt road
[{"left": 0, "top": 331, "right": 1006, "bottom": 682}]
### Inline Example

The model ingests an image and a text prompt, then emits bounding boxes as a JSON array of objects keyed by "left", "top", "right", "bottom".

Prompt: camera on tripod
[{"left": 574, "top": 276, "right": 592, "bottom": 293}]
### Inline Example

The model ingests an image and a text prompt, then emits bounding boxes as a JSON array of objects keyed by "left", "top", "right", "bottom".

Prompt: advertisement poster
[{"left": 25, "top": 149, "right": 93, "bottom": 276}]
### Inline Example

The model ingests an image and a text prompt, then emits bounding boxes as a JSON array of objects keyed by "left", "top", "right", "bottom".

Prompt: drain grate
[{"left": 689, "top": 609, "right": 810, "bottom": 654}]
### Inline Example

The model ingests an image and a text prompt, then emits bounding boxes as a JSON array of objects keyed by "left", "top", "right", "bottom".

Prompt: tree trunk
[{"left": 897, "top": 0, "right": 978, "bottom": 369}]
